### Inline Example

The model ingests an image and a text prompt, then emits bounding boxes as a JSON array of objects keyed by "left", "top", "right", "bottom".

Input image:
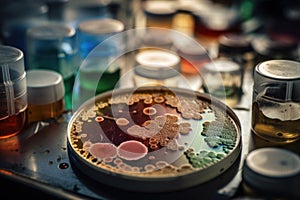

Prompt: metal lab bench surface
[{"left": 0, "top": 68, "right": 255, "bottom": 199}]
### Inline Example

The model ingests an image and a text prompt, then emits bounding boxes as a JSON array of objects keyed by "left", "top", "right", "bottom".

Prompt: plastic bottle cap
[
  {"left": 256, "top": 60, "right": 300, "bottom": 80},
  {"left": 242, "top": 147, "right": 300, "bottom": 197},
  {"left": 246, "top": 148, "right": 300, "bottom": 177},
  {"left": 26, "top": 69, "right": 65, "bottom": 105},
  {"left": 254, "top": 60, "right": 300, "bottom": 101},
  {"left": 143, "top": 0, "right": 177, "bottom": 15},
  {"left": 27, "top": 24, "right": 75, "bottom": 40},
  {"left": 78, "top": 18, "right": 124, "bottom": 35}
]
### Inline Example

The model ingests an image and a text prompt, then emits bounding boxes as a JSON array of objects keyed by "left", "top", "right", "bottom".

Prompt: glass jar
[
  {"left": 201, "top": 59, "right": 243, "bottom": 107},
  {"left": 142, "top": 0, "right": 177, "bottom": 29},
  {"left": 251, "top": 60, "right": 300, "bottom": 144},
  {"left": 26, "top": 23, "right": 78, "bottom": 111},
  {"left": 133, "top": 49, "right": 181, "bottom": 88},
  {"left": 0, "top": 45, "right": 27, "bottom": 138},
  {"left": 26, "top": 69, "right": 65, "bottom": 124},
  {"left": 218, "top": 33, "right": 256, "bottom": 70},
  {"left": 73, "top": 18, "right": 125, "bottom": 109}
]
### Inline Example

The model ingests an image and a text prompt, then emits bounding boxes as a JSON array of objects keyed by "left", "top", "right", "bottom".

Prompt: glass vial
[
  {"left": 251, "top": 60, "right": 300, "bottom": 144},
  {"left": 75, "top": 18, "right": 125, "bottom": 108},
  {"left": 142, "top": 0, "right": 177, "bottom": 29},
  {"left": 217, "top": 33, "right": 256, "bottom": 70},
  {"left": 0, "top": 45, "right": 28, "bottom": 139},
  {"left": 201, "top": 59, "right": 243, "bottom": 107},
  {"left": 175, "top": 40, "right": 210, "bottom": 75},
  {"left": 133, "top": 49, "right": 181, "bottom": 88},
  {"left": 26, "top": 23, "right": 78, "bottom": 111},
  {"left": 26, "top": 69, "right": 65, "bottom": 124}
]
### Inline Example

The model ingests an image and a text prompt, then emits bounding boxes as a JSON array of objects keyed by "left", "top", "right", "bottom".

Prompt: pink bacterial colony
[{"left": 88, "top": 140, "right": 148, "bottom": 161}]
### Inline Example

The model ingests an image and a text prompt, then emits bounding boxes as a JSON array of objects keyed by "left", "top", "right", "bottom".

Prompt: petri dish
[{"left": 67, "top": 87, "right": 241, "bottom": 192}]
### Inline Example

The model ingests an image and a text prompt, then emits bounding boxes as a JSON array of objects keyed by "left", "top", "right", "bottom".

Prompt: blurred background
[{"left": 0, "top": 0, "right": 299, "bottom": 63}]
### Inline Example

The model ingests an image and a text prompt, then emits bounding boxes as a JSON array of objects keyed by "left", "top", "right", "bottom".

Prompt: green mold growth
[
  {"left": 201, "top": 111, "right": 237, "bottom": 154},
  {"left": 185, "top": 148, "right": 226, "bottom": 169}
]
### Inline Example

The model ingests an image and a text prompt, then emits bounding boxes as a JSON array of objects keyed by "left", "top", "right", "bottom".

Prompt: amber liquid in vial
[
  {"left": 0, "top": 109, "right": 27, "bottom": 139},
  {"left": 251, "top": 102, "right": 300, "bottom": 144},
  {"left": 27, "top": 98, "right": 64, "bottom": 124}
]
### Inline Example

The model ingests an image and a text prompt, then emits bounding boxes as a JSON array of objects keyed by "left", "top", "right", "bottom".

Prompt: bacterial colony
[{"left": 68, "top": 88, "right": 239, "bottom": 178}]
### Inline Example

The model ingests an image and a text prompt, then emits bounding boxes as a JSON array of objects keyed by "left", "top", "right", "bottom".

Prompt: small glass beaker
[
  {"left": 133, "top": 49, "right": 181, "bottom": 88},
  {"left": 73, "top": 18, "right": 125, "bottom": 109},
  {"left": 0, "top": 45, "right": 28, "bottom": 138},
  {"left": 201, "top": 58, "right": 243, "bottom": 107},
  {"left": 251, "top": 60, "right": 300, "bottom": 144},
  {"left": 175, "top": 40, "right": 210, "bottom": 75},
  {"left": 142, "top": 0, "right": 177, "bottom": 29}
]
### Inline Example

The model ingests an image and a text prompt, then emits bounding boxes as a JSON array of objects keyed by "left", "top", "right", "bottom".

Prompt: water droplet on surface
[{"left": 58, "top": 162, "right": 69, "bottom": 169}]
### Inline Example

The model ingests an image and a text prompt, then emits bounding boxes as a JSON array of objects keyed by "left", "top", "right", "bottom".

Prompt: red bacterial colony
[{"left": 117, "top": 140, "right": 148, "bottom": 160}]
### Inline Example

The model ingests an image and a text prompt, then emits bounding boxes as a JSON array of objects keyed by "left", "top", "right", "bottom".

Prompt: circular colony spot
[
  {"left": 117, "top": 140, "right": 148, "bottom": 161},
  {"left": 154, "top": 96, "right": 165, "bottom": 103},
  {"left": 144, "top": 98, "right": 153, "bottom": 104},
  {"left": 80, "top": 133, "right": 88, "bottom": 138},
  {"left": 116, "top": 118, "right": 129, "bottom": 126},
  {"left": 179, "top": 122, "right": 192, "bottom": 135},
  {"left": 83, "top": 141, "right": 92, "bottom": 149},
  {"left": 143, "top": 107, "right": 157, "bottom": 115},
  {"left": 95, "top": 116, "right": 104, "bottom": 122},
  {"left": 142, "top": 120, "right": 152, "bottom": 127},
  {"left": 145, "top": 164, "right": 156, "bottom": 172},
  {"left": 89, "top": 143, "right": 117, "bottom": 160},
  {"left": 149, "top": 155, "right": 156, "bottom": 160}
]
